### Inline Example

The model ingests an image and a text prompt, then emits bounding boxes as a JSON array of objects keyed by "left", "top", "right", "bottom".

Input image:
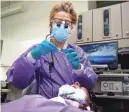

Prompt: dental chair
[
  {"left": 22, "top": 82, "right": 98, "bottom": 112},
  {"left": 22, "top": 70, "right": 98, "bottom": 112}
]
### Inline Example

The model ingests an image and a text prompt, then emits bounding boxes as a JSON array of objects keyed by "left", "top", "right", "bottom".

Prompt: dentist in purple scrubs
[{"left": 6, "top": 2, "right": 98, "bottom": 98}]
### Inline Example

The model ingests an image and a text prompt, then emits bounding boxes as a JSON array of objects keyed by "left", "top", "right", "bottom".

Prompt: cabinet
[
  {"left": 68, "top": 10, "right": 93, "bottom": 44},
  {"left": 121, "top": 2, "right": 129, "bottom": 38},
  {"left": 93, "top": 4, "right": 122, "bottom": 42},
  {"left": 118, "top": 39, "right": 129, "bottom": 48},
  {"left": 82, "top": 10, "right": 93, "bottom": 43},
  {"left": 68, "top": 25, "right": 77, "bottom": 44}
]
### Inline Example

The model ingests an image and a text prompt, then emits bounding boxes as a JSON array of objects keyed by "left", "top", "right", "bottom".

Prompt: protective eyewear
[{"left": 52, "top": 18, "right": 73, "bottom": 28}]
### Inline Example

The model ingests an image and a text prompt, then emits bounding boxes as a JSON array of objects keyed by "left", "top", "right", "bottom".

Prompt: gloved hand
[
  {"left": 31, "top": 40, "right": 58, "bottom": 60},
  {"left": 63, "top": 48, "right": 80, "bottom": 70}
]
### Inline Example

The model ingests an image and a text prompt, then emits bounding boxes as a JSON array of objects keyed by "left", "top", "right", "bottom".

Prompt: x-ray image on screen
[{"left": 79, "top": 42, "right": 118, "bottom": 67}]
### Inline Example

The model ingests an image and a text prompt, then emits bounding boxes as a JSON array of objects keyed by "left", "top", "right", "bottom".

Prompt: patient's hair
[{"left": 49, "top": 1, "right": 77, "bottom": 26}]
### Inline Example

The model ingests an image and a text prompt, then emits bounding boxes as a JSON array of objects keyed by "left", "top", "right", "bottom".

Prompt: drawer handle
[
  {"left": 116, "top": 33, "right": 118, "bottom": 37},
  {"left": 126, "top": 31, "right": 129, "bottom": 35},
  {"left": 87, "top": 38, "right": 89, "bottom": 40}
]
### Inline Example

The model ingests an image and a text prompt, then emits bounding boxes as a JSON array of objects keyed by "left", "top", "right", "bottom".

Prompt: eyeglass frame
[{"left": 51, "top": 18, "right": 74, "bottom": 28}]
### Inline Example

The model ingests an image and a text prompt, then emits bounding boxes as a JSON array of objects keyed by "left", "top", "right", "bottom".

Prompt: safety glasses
[{"left": 52, "top": 18, "right": 73, "bottom": 28}]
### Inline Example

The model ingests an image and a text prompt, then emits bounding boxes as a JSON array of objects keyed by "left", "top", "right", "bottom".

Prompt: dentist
[{"left": 6, "top": 1, "right": 98, "bottom": 98}]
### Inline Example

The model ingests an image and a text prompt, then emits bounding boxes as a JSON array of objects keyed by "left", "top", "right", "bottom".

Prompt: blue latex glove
[
  {"left": 63, "top": 48, "right": 80, "bottom": 70},
  {"left": 31, "top": 40, "right": 58, "bottom": 60}
]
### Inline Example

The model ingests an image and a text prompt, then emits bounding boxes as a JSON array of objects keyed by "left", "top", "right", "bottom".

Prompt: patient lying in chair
[
  {"left": 52, "top": 82, "right": 92, "bottom": 111},
  {"left": 2, "top": 82, "right": 93, "bottom": 112}
]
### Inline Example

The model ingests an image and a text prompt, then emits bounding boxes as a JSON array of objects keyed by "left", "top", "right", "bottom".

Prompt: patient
[
  {"left": 52, "top": 82, "right": 92, "bottom": 110},
  {"left": 2, "top": 82, "right": 93, "bottom": 112}
]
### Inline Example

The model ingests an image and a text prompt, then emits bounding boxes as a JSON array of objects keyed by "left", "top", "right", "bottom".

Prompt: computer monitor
[{"left": 79, "top": 41, "right": 118, "bottom": 69}]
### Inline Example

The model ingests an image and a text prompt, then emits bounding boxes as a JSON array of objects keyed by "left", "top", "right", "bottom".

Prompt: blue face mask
[{"left": 51, "top": 23, "right": 71, "bottom": 42}]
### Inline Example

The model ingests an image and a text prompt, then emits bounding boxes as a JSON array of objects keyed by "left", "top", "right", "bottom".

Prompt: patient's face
[
  {"left": 58, "top": 82, "right": 91, "bottom": 108},
  {"left": 72, "top": 82, "right": 89, "bottom": 97},
  {"left": 71, "top": 82, "right": 91, "bottom": 104},
  {"left": 58, "top": 82, "right": 91, "bottom": 103}
]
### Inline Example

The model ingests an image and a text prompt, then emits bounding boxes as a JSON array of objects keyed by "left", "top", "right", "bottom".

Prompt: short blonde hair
[{"left": 49, "top": 1, "right": 77, "bottom": 26}]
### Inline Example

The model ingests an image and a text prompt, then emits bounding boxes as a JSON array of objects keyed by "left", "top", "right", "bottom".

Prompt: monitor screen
[{"left": 79, "top": 41, "right": 118, "bottom": 69}]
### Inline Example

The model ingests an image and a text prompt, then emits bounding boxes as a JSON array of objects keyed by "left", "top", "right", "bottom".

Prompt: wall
[
  {"left": 1, "top": 1, "right": 88, "bottom": 41},
  {"left": 1, "top": 1, "right": 89, "bottom": 81}
]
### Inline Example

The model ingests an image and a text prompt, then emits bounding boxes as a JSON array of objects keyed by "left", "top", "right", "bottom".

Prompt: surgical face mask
[
  {"left": 51, "top": 23, "right": 71, "bottom": 42},
  {"left": 58, "top": 84, "right": 86, "bottom": 102}
]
